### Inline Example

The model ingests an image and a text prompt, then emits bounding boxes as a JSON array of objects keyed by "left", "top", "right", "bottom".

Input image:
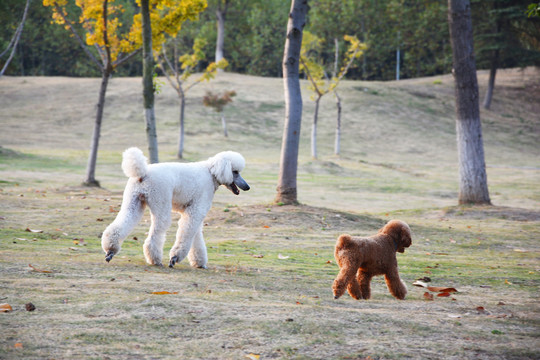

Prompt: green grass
[{"left": 1, "top": 70, "right": 539, "bottom": 359}]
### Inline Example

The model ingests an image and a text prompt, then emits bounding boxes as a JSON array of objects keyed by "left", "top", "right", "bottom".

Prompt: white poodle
[{"left": 101, "top": 147, "right": 250, "bottom": 268}]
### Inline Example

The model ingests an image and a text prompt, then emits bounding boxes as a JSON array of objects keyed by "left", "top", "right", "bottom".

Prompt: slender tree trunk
[
  {"left": 334, "top": 90, "right": 342, "bottom": 155},
  {"left": 215, "top": 7, "right": 226, "bottom": 73},
  {"left": 141, "top": 0, "right": 159, "bottom": 163},
  {"left": 448, "top": 0, "right": 491, "bottom": 205},
  {"left": 275, "top": 0, "right": 308, "bottom": 205},
  {"left": 0, "top": 0, "right": 31, "bottom": 76},
  {"left": 177, "top": 92, "right": 185, "bottom": 159},
  {"left": 221, "top": 113, "right": 228, "bottom": 137},
  {"left": 361, "top": 13, "right": 367, "bottom": 80},
  {"left": 311, "top": 96, "right": 320, "bottom": 159},
  {"left": 482, "top": 49, "right": 498, "bottom": 110},
  {"left": 83, "top": 70, "right": 111, "bottom": 187}
]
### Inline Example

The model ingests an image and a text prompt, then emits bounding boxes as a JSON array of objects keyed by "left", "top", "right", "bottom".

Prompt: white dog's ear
[{"left": 208, "top": 154, "right": 233, "bottom": 185}]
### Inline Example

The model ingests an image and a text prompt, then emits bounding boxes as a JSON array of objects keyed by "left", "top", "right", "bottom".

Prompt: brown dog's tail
[{"left": 335, "top": 234, "right": 353, "bottom": 251}]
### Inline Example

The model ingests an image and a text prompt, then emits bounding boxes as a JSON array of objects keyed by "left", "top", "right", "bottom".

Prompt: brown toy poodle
[{"left": 332, "top": 220, "right": 412, "bottom": 300}]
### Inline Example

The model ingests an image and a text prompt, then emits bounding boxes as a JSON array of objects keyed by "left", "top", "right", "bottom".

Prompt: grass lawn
[{"left": 0, "top": 69, "right": 539, "bottom": 359}]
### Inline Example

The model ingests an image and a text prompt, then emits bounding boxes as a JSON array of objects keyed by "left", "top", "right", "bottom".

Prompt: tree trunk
[
  {"left": 448, "top": 0, "right": 491, "bottom": 205},
  {"left": 334, "top": 90, "right": 342, "bottom": 156},
  {"left": 177, "top": 92, "right": 185, "bottom": 159},
  {"left": 311, "top": 96, "right": 320, "bottom": 159},
  {"left": 141, "top": 0, "right": 159, "bottom": 163},
  {"left": 215, "top": 7, "right": 226, "bottom": 73},
  {"left": 275, "top": 0, "right": 308, "bottom": 205},
  {"left": 221, "top": 113, "right": 228, "bottom": 137},
  {"left": 0, "top": 0, "right": 31, "bottom": 77},
  {"left": 482, "top": 49, "right": 498, "bottom": 110},
  {"left": 83, "top": 70, "right": 110, "bottom": 187}
]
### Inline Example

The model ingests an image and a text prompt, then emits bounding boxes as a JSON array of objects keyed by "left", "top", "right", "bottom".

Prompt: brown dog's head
[{"left": 379, "top": 220, "right": 412, "bottom": 253}]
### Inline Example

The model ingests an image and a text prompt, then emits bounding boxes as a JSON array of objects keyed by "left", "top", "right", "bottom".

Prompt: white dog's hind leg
[
  {"left": 101, "top": 189, "right": 146, "bottom": 262},
  {"left": 169, "top": 210, "right": 205, "bottom": 268},
  {"left": 143, "top": 203, "right": 172, "bottom": 266},
  {"left": 188, "top": 225, "right": 208, "bottom": 269}
]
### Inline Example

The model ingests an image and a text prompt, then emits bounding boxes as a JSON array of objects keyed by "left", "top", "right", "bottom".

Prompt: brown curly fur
[{"left": 332, "top": 220, "right": 412, "bottom": 300}]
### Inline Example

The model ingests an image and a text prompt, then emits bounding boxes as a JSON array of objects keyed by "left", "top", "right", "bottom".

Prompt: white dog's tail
[{"left": 122, "top": 147, "right": 148, "bottom": 179}]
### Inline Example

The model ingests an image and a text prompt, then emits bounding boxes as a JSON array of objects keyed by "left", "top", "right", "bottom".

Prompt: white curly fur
[{"left": 101, "top": 148, "right": 248, "bottom": 268}]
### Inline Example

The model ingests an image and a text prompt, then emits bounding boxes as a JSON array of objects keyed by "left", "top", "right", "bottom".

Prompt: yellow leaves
[
  {"left": 151, "top": 291, "right": 178, "bottom": 295},
  {"left": 45, "top": 0, "right": 208, "bottom": 65}
]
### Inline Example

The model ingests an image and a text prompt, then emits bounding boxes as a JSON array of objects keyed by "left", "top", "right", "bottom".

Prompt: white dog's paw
[{"left": 168, "top": 255, "right": 180, "bottom": 268}]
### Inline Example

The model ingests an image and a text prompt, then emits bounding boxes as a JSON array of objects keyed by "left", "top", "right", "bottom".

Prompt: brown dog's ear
[{"left": 397, "top": 223, "right": 412, "bottom": 253}]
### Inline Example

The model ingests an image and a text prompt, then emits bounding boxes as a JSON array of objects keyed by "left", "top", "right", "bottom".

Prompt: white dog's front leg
[
  {"left": 169, "top": 211, "right": 205, "bottom": 268},
  {"left": 188, "top": 226, "right": 208, "bottom": 269}
]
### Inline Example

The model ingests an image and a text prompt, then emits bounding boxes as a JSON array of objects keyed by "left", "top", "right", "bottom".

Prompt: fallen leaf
[
  {"left": 504, "top": 279, "right": 512, "bottom": 285},
  {"left": 252, "top": 254, "right": 264, "bottom": 258},
  {"left": 278, "top": 254, "right": 289, "bottom": 260},
  {"left": 68, "top": 247, "right": 79, "bottom": 251},
  {"left": 427, "top": 286, "right": 458, "bottom": 293},
  {"left": 437, "top": 292, "right": 452, "bottom": 297},
  {"left": 423, "top": 292, "right": 434, "bottom": 301},
  {"left": 14, "top": 343, "right": 23, "bottom": 349},
  {"left": 28, "top": 264, "right": 52, "bottom": 273},
  {"left": 413, "top": 280, "right": 429, "bottom": 288},
  {"left": 476, "top": 306, "right": 488, "bottom": 314},
  {"left": 263, "top": 225, "right": 270, "bottom": 228},
  {"left": 245, "top": 354, "right": 260, "bottom": 360},
  {"left": 25, "top": 228, "right": 43, "bottom": 233},
  {"left": 25, "top": 303, "right": 36, "bottom": 312},
  {"left": 0, "top": 303, "right": 13, "bottom": 312},
  {"left": 151, "top": 291, "right": 178, "bottom": 295}
]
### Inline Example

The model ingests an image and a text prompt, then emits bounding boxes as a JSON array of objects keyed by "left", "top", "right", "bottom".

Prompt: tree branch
[
  {"left": 300, "top": 56, "right": 323, "bottom": 97},
  {"left": 52, "top": 2, "right": 103, "bottom": 71},
  {"left": 0, "top": 0, "right": 32, "bottom": 76}
]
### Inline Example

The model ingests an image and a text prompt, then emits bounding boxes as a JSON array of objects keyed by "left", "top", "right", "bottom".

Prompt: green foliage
[
  {"left": 527, "top": 3, "right": 540, "bottom": 17},
  {"left": 1, "top": 0, "right": 538, "bottom": 79}
]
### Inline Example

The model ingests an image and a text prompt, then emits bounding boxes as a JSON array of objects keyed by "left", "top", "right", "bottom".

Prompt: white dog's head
[{"left": 208, "top": 151, "right": 250, "bottom": 195}]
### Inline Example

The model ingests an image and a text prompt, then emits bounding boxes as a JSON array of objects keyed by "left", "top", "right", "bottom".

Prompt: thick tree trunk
[
  {"left": 177, "top": 92, "right": 185, "bottom": 159},
  {"left": 275, "top": 0, "right": 308, "bottom": 205},
  {"left": 311, "top": 96, "right": 320, "bottom": 159},
  {"left": 334, "top": 90, "right": 342, "bottom": 156},
  {"left": 448, "top": 0, "right": 491, "bottom": 205},
  {"left": 141, "top": 0, "right": 159, "bottom": 163},
  {"left": 482, "top": 49, "right": 498, "bottom": 110}
]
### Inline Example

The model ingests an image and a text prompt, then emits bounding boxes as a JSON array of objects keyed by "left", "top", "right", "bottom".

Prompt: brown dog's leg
[
  {"left": 384, "top": 269, "right": 407, "bottom": 300},
  {"left": 357, "top": 271, "right": 373, "bottom": 300},
  {"left": 347, "top": 271, "right": 363, "bottom": 300},
  {"left": 332, "top": 266, "right": 358, "bottom": 299}
]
